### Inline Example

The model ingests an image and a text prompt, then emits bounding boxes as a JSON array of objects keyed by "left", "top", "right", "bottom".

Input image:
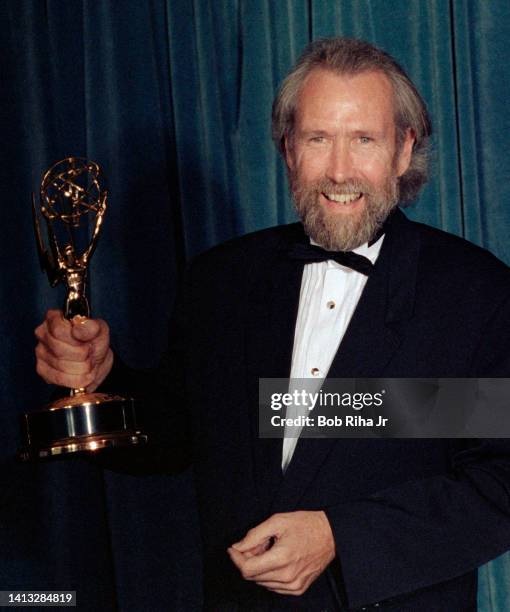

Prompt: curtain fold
[{"left": 1, "top": 1, "right": 509, "bottom": 609}]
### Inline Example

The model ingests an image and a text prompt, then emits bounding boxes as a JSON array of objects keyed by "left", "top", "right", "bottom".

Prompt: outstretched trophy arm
[{"left": 80, "top": 189, "right": 107, "bottom": 265}]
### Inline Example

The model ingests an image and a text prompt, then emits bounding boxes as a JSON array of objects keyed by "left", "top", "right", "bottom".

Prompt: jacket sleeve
[
  {"left": 324, "top": 438, "right": 510, "bottom": 609},
  {"left": 324, "top": 293, "right": 510, "bottom": 610},
  {"left": 96, "top": 266, "right": 195, "bottom": 475}
]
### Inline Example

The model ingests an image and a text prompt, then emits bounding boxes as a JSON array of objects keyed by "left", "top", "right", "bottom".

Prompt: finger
[
  {"left": 228, "top": 546, "right": 280, "bottom": 581},
  {"left": 36, "top": 334, "right": 91, "bottom": 362},
  {"left": 228, "top": 545, "right": 286, "bottom": 579},
  {"left": 256, "top": 580, "right": 296, "bottom": 592},
  {"left": 247, "top": 555, "right": 300, "bottom": 583},
  {"left": 45, "top": 313, "right": 82, "bottom": 347},
  {"left": 240, "top": 540, "right": 274, "bottom": 559},
  {"left": 227, "top": 546, "right": 246, "bottom": 571},
  {"left": 85, "top": 349, "right": 114, "bottom": 393},
  {"left": 71, "top": 317, "right": 103, "bottom": 342},
  {"left": 257, "top": 575, "right": 314, "bottom": 595},
  {"left": 256, "top": 580, "right": 288, "bottom": 589},
  {"left": 260, "top": 585, "right": 304, "bottom": 595},
  {"left": 36, "top": 359, "right": 96, "bottom": 389},
  {"left": 36, "top": 344, "right": 94, "bottom": 375},
  {"left": 89, "top": 320, "right": 110, "bottom": 363},
  {"left": 250, "top": 568, "right": 290, "bottom": 582},
  {"left": 46, "top": 308, "right": 64, "bottom": 322},
  {"left": 231, "top": 517, "right": 280, "bottom": 552}
]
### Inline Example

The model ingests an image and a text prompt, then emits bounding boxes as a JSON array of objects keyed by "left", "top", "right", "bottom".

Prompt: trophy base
[{"left": 19, "top": 392, "right": 148, "bottom": 461}]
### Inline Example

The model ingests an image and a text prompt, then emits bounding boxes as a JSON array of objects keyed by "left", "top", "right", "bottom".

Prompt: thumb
[
  {"left": 232, "top": 519, "right": 277, "bottom": 553},
  {"left": 238, "top": 539, "right": 275, "bottom": 558},
  {"left": 71, "top": 317, "right": 101, "bottom": 342}
]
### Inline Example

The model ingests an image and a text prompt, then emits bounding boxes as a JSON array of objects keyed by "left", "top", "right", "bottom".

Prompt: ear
[
  {"left": 396, "top": 129, "right": 415, "bottom": 177},
  {"left": 284, "top": 135, "right": 295, "bottom": 170}
]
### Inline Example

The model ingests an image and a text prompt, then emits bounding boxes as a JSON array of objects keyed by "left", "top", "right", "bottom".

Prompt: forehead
[{"left": 294, "top": 68, "right": 397, "bottom": 132}]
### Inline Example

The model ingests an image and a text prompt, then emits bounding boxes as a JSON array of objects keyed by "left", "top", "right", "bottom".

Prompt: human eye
[
  {"left": 358, "top": 135, "right": 373, "bottom": 144},
  {"left": 309, "top": 135, "right": 327, "bottom": 144}
]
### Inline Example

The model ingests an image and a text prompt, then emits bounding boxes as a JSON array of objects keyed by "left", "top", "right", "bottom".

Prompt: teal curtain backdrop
[{"left": 1, "top": 1, "right": 509, "bottom": 610}]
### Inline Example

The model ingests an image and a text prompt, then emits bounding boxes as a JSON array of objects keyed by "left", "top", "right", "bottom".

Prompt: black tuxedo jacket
[{"left": 109, "top": 209, "right": 510, "bottom": 611}]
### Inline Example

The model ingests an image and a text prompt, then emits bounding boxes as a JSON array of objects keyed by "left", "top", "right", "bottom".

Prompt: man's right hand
[{"left": 35, "top": 309, "right": 113, "bottom": 392}]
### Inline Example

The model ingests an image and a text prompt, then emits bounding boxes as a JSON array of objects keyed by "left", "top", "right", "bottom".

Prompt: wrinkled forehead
[{"left": 294, "top": 68, "right": 399, "bottom": 129}]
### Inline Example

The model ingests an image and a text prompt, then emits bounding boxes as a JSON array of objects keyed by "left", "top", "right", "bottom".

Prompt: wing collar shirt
[{"left": 281, "top": 235, "right": 384, "bottom": 472}]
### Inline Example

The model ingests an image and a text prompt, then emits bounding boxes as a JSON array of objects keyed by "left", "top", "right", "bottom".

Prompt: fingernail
[{"left": 73, "top": 316, "right": 89, "bottom": 325}]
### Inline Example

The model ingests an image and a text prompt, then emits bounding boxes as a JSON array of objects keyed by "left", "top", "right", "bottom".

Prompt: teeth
[{"left": 325, "top": 192, "right": 361, "bottom": 203}]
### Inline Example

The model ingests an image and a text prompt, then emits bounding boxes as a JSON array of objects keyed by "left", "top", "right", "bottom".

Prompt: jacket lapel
[
  {"left": 327, "top": 210, "right": 418, "bottom": 378},
  {"left": 244, "top": 224, "right": 307, "bottom": 513},
  {"left": 270, "top": 210, "right": 421, "bottom": 512}
]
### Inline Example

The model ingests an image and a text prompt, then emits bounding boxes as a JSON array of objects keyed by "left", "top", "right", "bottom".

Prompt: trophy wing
[{"left": 32, "top": 193, "right": 60, "bottom": 287}]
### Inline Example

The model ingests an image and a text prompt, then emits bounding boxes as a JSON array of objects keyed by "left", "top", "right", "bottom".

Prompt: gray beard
[{"left": 289, "top": 174, "right": 399, "bottom": 251}]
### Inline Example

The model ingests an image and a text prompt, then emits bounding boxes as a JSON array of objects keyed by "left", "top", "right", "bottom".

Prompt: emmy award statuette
[{"left": 20, "top": 157, "right": 148, "bottom": 461}]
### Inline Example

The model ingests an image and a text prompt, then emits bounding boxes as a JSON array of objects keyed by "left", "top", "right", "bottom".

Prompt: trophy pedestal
[{"left": 20, "top": 392, "right": 147, "bottom": 461}]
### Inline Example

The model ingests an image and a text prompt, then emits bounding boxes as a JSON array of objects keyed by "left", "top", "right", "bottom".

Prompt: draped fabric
[{"left": 1, "top": 1, "right": 509, "bottom": 609}]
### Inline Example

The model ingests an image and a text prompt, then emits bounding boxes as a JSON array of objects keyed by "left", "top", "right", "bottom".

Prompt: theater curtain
[{"left": 1, "top": 1, "right": 509, "bottom": 609}]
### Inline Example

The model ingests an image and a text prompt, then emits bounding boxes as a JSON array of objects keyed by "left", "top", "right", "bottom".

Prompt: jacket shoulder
[
  {"left": 189, "top": 223, "right": 302, "bottom": 272},
  {"left": 404, "top": 214, "right": 510, "bottom": 289}
]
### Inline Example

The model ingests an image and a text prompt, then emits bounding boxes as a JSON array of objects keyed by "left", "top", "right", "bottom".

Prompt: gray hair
[{"left": 272, "top": 37, "right": 432, "bottom": 204}]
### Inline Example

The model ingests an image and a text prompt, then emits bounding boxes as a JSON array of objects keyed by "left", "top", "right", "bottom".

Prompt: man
[{"left": 35, "top": 38, "right": 510, "bottom": 611}]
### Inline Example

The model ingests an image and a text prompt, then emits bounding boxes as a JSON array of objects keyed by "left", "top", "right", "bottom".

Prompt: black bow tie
[{"left": 286, "top": 243, "right": 374, "bottom": 276}]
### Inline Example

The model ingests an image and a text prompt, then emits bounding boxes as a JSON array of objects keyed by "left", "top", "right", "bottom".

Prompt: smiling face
[{"left": 285, "top": 69, "right": 414, "bottom": 251}]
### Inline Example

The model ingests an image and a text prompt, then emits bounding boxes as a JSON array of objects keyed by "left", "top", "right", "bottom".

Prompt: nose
[{"left": 325, "top": 140, "right": 354, "bottom": 184}]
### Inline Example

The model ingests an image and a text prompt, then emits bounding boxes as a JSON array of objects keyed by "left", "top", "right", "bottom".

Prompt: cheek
[
  {"left": 295, "top": 151, "right": 327, "bottom": 180},
  {"left": 351, "top": 152, "right": 393, "bottom": 183}
]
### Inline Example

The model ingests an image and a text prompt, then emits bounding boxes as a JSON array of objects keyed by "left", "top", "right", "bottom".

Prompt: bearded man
[{"left": 35, "top": 38, "right": 510, "bottom": 611}]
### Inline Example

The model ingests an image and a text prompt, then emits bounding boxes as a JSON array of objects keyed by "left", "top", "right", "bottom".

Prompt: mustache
[{"left": 295, "top": 177, "right": 372, "bottom": 196}]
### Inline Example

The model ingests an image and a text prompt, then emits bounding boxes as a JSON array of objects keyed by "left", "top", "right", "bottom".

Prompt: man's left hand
[{"left": 227, "top": 511, "right": 336, "bottom": 596}]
